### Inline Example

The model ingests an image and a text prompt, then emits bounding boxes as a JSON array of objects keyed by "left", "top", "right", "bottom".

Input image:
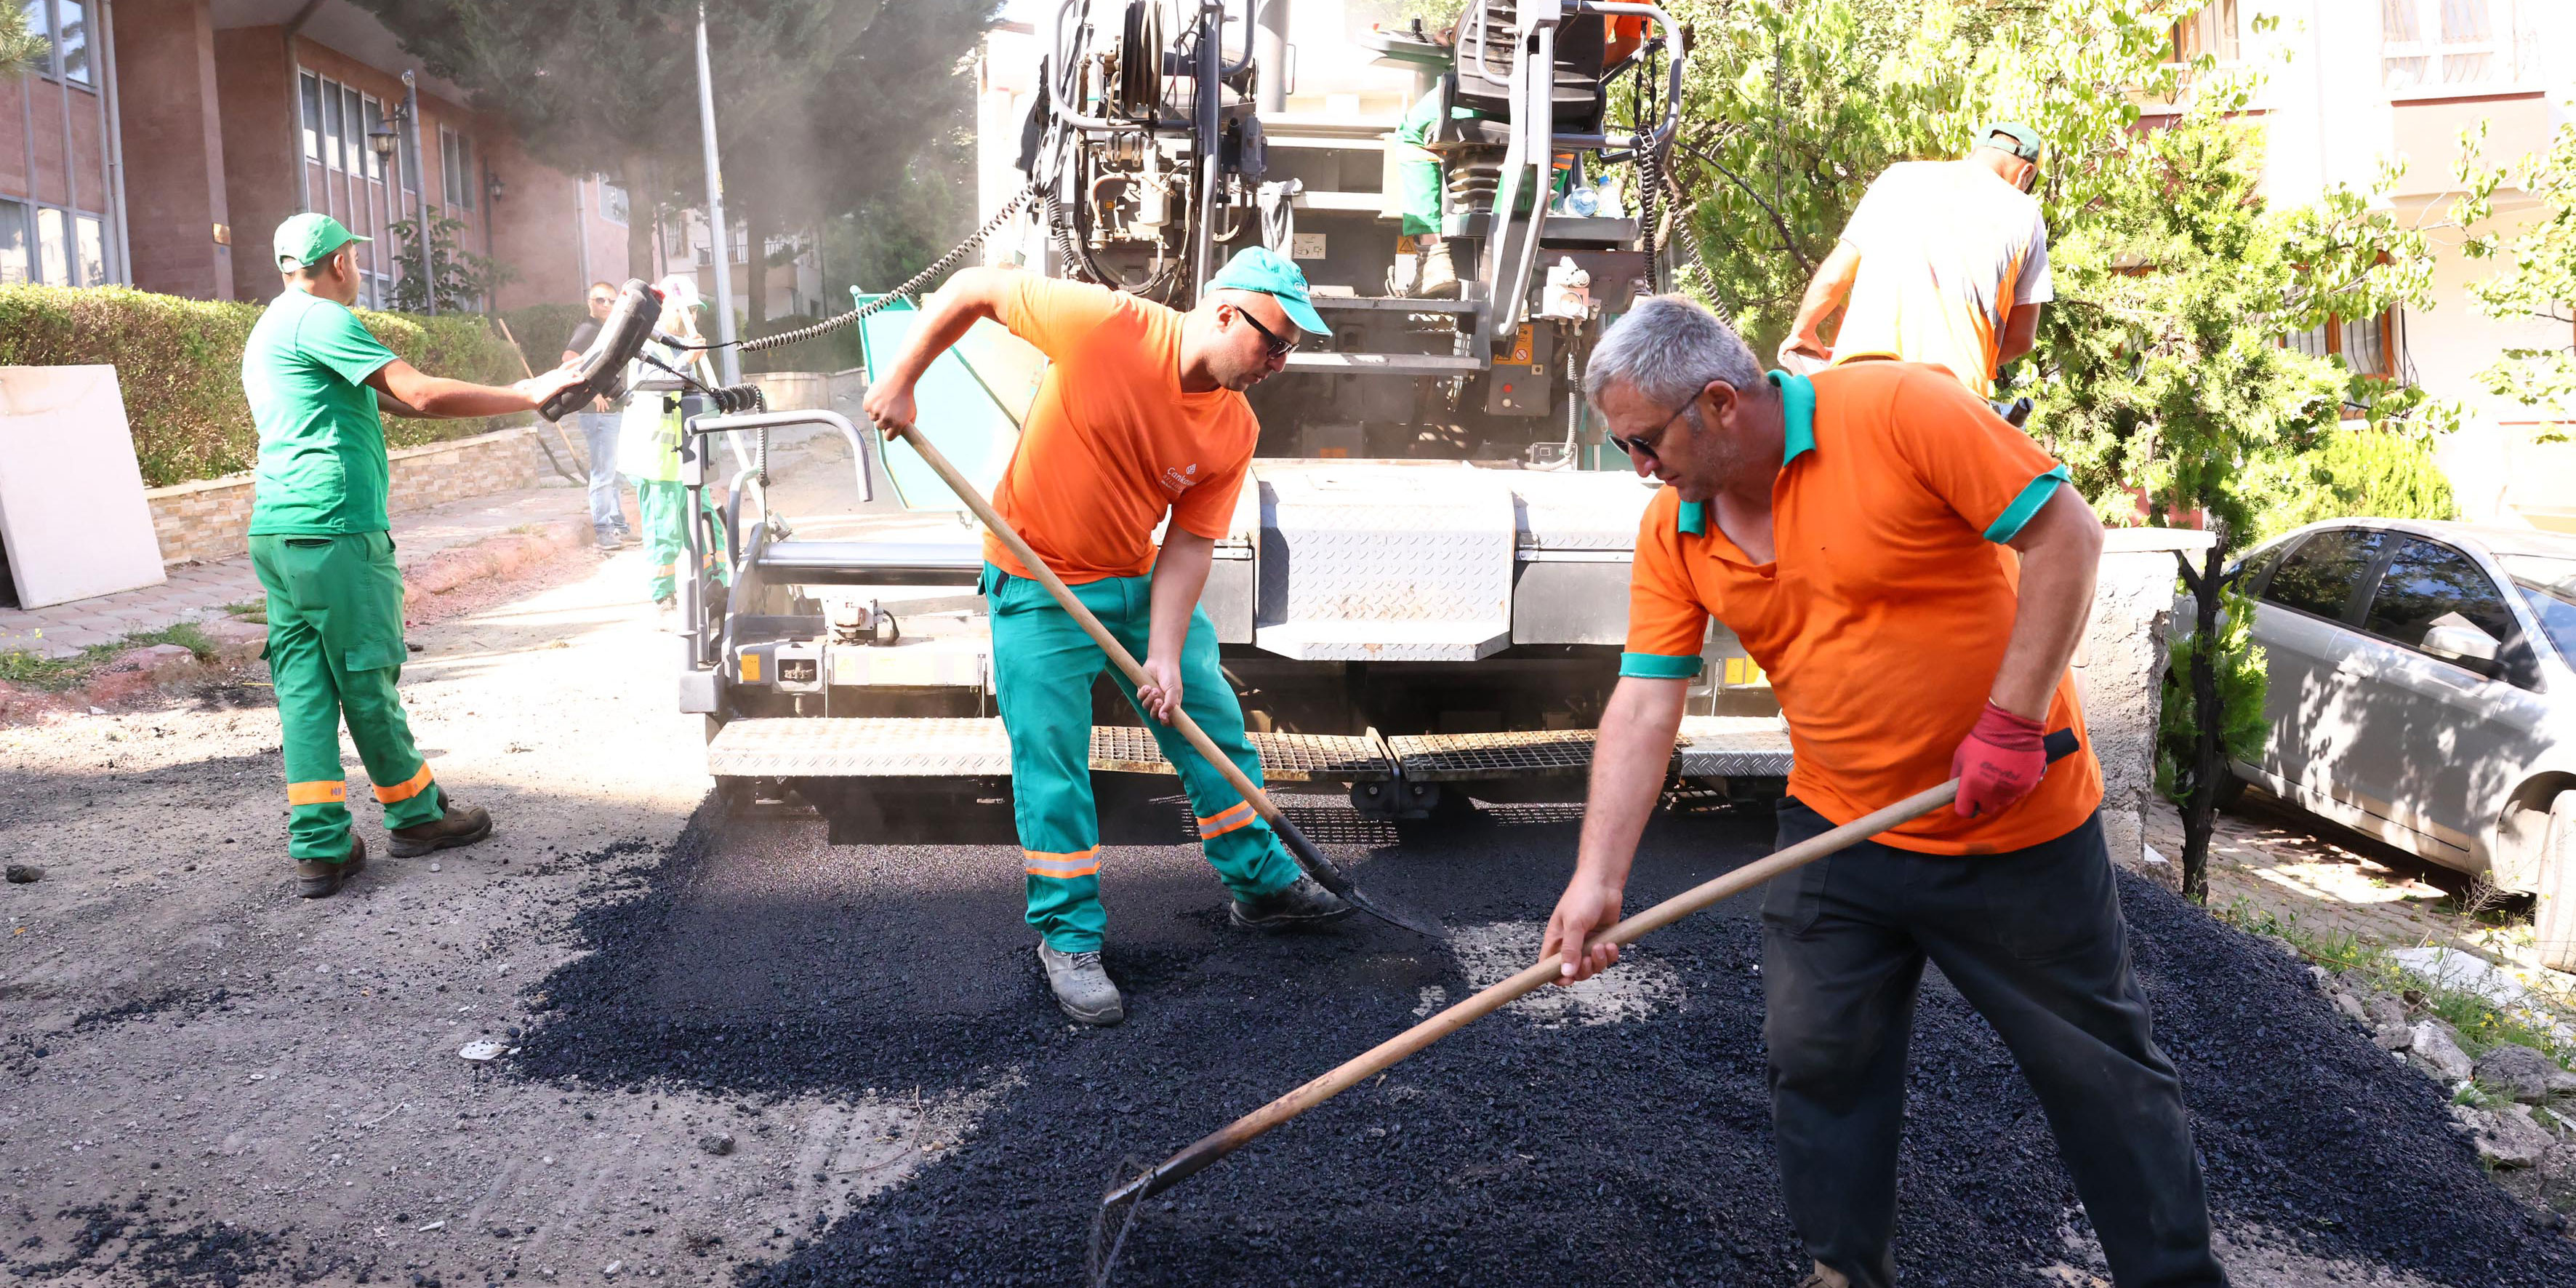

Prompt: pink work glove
[{"left": 1951, "top": 702, "right": 2048, "bottom": 818}]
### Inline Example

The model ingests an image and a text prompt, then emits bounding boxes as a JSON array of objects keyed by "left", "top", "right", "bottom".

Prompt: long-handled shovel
[
  {"left": 883, "top": 423, "right": 1445, "bottom": 940},
  {"left": 1090, "top": 728, "right": 2079, "bottom": 1276}
]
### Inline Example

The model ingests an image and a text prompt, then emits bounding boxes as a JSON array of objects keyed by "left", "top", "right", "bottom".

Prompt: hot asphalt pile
[{"left": 516, "top": 791, "right": 2576, "bottom": 1287}]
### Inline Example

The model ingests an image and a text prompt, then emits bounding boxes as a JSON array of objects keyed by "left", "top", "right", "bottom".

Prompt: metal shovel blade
[{"left": 1272, "top": 813, "right": 1445, "bottom": 940}]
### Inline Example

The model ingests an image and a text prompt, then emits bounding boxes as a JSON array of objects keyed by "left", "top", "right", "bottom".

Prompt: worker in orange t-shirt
[
  {"left": 863, "top": 248, "right": 1349, "bottom": 1027},
  {"left": 1541, "top": 297, "right": 2226, "bottom": 1288}
]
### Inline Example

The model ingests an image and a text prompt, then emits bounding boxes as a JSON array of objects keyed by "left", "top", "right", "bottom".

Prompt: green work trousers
[
  {"left": 983, "top": 562, "right": 1301, "bottom": 953},
  {"left": 249, "top": 532, "right": 446, "bottom": 862},
  {"left": 631, "top": 478, "right": 731, "bottom": 603}
]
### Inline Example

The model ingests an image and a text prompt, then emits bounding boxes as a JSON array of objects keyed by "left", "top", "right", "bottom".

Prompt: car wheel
[{"left": 2536, "top": 792, "right": 2576, "bottom": 974}]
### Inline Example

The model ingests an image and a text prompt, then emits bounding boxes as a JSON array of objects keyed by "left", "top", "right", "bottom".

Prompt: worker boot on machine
[
  {"left": 1038, "top": 943, "right": 1125, "bottom": 1025},
  {"left": 1229, "top": 874, "right": 1353, "bottom": 930},
  {"left": 1416, "top": 239, "right": 1461, "bottom": 299},
  {"left": 389, "top": 799, "right": 494, "bottom": 857}
]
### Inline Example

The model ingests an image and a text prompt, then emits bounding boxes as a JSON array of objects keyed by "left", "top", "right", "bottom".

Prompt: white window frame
[
  {"left": 2381, "top": 0, "right": 2535, "bottom": 97},
  {"left": 598, "top": 181, "right": 629, "bottom": 227}
]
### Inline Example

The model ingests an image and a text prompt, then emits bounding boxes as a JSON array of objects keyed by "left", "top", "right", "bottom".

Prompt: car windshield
[{"left": 2502, "top": 554, "right": 2576, "bottom": 663}]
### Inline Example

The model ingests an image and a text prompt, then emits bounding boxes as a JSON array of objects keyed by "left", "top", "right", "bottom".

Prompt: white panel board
[{"left": 0, "top": 366, "right": 167, "bottom": 609}]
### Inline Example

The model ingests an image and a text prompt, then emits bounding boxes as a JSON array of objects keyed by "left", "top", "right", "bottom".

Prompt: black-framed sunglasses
[
  {"left": 1609, "top": 395, "right": 1696, "bottom": 462},
  {"left": 588, "top": 295, "right": 615, "bottom": 306},
  {"left": 1232, "top": 303, "right": 1301, "bottom": 358}
]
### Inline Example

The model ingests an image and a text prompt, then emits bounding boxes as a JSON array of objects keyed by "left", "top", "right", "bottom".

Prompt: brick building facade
[{"left": 3, "top": 0, "right": 631, "bottom": 313}]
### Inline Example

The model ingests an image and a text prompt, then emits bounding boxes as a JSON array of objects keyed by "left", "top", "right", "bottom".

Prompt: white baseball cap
[{"left": 656, "top": 274, "right": 705, "bottom": 311}]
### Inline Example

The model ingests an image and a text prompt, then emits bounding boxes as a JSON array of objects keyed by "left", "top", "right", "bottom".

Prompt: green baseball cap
[
  {"left": 273, "top": 212, "right": 369, "bottom": 270},
  {"left": 1208, "top": 246, "right": 1328, "bottom": 337},
  {"left": 1978, "top": 121, "right": 2042, "bottom": 164}
]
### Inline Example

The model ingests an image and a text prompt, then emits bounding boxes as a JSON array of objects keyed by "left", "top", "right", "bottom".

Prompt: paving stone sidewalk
[
  {"left": 2154, "top": 790, "right": 2576, "bottom": 1015},
  {"left": 0, "top": 485, "right": 591, "bottom": 660}
]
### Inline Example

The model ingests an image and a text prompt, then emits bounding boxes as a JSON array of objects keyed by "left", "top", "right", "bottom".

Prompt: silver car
[{"left": 2218, "top": 520, "right": 2576, "bottom": 968}]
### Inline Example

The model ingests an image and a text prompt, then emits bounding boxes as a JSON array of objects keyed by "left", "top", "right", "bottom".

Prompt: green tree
[
  {"left": 0, "top": 5, "right": 44, "bottom": 79},
  {"left": 383, "top": 212, "right": 518, "bottom": 313},
  {"left": 2452, "top": 121, "right": 2576, "bottom": 431}
]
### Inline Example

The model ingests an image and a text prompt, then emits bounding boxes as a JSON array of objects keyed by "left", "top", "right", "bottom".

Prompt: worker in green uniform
[
  {"left": 244, "top": 213, "right": 583, "bottom": 898},
  {"left": 618, "top": 273, "right": 730, "bottom": 622}
]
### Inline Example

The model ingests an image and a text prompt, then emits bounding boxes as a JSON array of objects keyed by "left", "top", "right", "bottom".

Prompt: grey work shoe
[
  {"left": 595, "top": 528, "right": 624, "bottom": 551},
  {"left": 1036, "top": 943, "right": 1124, "bottom": 1025},
  {"left": 1794, "top": 1264, "right": 1852, "bottom": 1288},
  {"left": 296, "top": 835, "right": 366, "bottom": 900},
  {"left": 1229, "top": 874, "right": 1354, "bottom": 930},
  {"left": 389, "top": 801, "right": 493, "bottom": 858}
]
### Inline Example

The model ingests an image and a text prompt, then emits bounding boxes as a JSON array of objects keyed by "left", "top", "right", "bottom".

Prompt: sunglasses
[
  {"left": 1609, "top": 396, "right": 1696, "bottom": 462},
  {"left": 1234, "top": 304, "right": 1301, "bottom": 358}
]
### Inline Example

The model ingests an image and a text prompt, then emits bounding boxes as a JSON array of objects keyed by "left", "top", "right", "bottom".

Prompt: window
[
  {"left": 35, "top": 207, "right": 67, "bottom": 286},
  {"left": 301, "top": 73, "right": 324, "bottom": 162},
  {"left": 342, "top": 86, "right": 366, "bottom": 175},
  {"left": 2167, "top": 0, "right": 2239, "bottom": 64},
  {"left": 2263, "top": 527, "right": 2388, "bottom": 620},
  {"left": 2362, "top": 538, "right": 2515, "bottom": 652},
  {"left": 73, "top": 213, "right": 102, "bottom": 287},
  {"left": 361, "top": 97, "right": 385, "bottom": 182},
  {"left": 662, "top": 215, "right": 686, "bottom": 258},
  {"left": 2284, "top": 304, "right": 2402, "bottom": 415},
  {"left": 321, "top": 81, "right": 345, "bottom": 172},
  {"left": 2501, "top": 555, "right": 2576, "bottom": 663},
  {"left": 55, "top": 0, "right": 87, "bottom": 84},
  {"left": 598, "top": 181, "right": 629, "bottom": 226},
  {"left": 0, "top": 199, "right": 28, "bottom": 284},
  {"left": 441, "top": 129, "right": 475, "bottom": 211},
  {"left": 2383, "top": 0, "right": 2503, "bottom": 90}
]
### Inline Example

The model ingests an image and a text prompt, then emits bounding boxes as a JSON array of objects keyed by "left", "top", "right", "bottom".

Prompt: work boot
[
  {"left": 1229, "top": 874, "right": 1353, "bottom": 930},
  {"left": 295, "top": 835, "right": 366, "bottom": 900},
  {"left": 595, "top": 527, "right": 623, "bottom": 551},
  {"left": 652, "top": 596, "right": 679, "bottom": 631},
  {"left": 389, "top": 800, "right": 494, "bottom": 858},
  {"left": 1037, "top": 943, "right": 1125, "bottom": 1025},
  {"left": 1794, "top": 1265, "right": 1851, "bottom": 1288},
  {"left": 1417, "top": 239, "right": 1460, "bottom": 299}
]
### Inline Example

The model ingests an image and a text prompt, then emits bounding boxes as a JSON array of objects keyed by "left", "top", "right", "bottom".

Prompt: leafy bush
[
  {"left": 0, "top": 284, "right": 529, "bottom": 487},
  {"left": 2244, "top": 426, "right": 2459, "bottom": 545},
  {"left": 498, "top": 302, "right": 591, "bottom": 364}
]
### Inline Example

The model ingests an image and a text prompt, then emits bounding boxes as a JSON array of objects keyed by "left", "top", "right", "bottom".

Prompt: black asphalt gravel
[{"left": 514, "top": 786, "right": 2576, "bottom": 1287}]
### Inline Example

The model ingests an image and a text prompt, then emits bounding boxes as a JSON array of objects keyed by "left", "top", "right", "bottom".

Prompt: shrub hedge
[{"left": 0, "top": 284, "right": 533, "bottom": 488}]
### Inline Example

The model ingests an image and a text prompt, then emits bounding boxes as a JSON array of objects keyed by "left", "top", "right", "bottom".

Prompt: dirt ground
[
  {"left": 0, "top": 547, "right": 960, "bottom": 1285},
  {"left": 5, "top": 535, "right": 2574, "bottom": 1287}
]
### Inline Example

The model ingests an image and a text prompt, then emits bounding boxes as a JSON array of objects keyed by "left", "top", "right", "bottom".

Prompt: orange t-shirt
[
  {"left": 982, "top": 275, "right": 1256, "bottom": 584},
  {"left": 1622, "top": 362, "right": 2103, "bottom": 854}
]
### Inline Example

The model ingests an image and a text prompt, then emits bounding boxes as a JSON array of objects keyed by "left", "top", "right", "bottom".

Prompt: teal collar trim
[
  {"left": 1768, "top": 369, "right": 1817, "bottom": 463},
  {"left": 1674, "top": 372, "right": 1815, "bottom": 538}
]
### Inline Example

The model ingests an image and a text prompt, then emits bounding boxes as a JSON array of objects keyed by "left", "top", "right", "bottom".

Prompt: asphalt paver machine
[{"left": 678, "top": 0, "right": 1791, "bottom": 818}]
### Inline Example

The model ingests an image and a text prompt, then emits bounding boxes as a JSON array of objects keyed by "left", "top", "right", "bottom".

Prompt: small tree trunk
[{"left": 2179, "top": 537, "right": 2229, "bottom": 902}]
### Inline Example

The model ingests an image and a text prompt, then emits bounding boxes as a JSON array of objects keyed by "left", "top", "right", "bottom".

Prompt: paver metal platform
[
  {"left": 709, "top": 716, "right": 1794, "bottom": 783},
  {"left": 705, "top": 718, "right": 1391, "bottom": 783},
  {"left": 1385, "top": 717, "right": 1794, "bottom": 782}
]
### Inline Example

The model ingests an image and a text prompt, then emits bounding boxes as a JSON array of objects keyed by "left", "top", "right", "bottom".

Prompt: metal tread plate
[
  {"left": 1387, "top": 729, "right": 1599, "bottom": 780},
  {"left": 1675, "top": 716, "right": 1795, "bottom": 778},
  {"left": 1089, "top": 725, "right": 1393, "bottom": 783},
  {"left": 706, "top": 718, "right": 1393, "bottom": 782}
]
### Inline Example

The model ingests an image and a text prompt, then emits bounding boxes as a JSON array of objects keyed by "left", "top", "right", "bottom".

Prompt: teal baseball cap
[
  {"left": 274, "top": 212, "right": 369, "bottom": 270},
  {"left": 1208, "top": 246, "right": 1328, "bottom": 337},
  {"left": 1978, "top": 121, "right": 2042, "bottom": 164}
]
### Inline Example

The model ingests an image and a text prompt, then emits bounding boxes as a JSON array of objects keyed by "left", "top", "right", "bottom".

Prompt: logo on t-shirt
[{"left": 1160, "top": 463, "right": 1200, "bottom": 494}]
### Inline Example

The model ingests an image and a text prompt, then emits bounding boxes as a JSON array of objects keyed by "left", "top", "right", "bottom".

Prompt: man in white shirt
[{"left": 1781, "top": 123, "right": 2052, "bottom": 400}]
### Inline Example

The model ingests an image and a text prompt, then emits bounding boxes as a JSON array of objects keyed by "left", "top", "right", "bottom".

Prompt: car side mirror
[{"left": 2421, "top": 614, "right": 2502, "bottom": 674}]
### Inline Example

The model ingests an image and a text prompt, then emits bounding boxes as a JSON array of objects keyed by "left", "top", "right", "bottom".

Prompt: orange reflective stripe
[
  {"left": 1023, "top": 847, "right": 1100, "bottom": 879},
  {"left": 1195, "top": 801, "right": 1256, "bottom": 839},
  {"left": 372, "top": 764, "right": 436, "bottom": 804},
  {"left": 653, "top": 563, "right": 677, "bottom": 575},
  {"left": 286, "top": 780, "right": 347, "bottom": 807}
]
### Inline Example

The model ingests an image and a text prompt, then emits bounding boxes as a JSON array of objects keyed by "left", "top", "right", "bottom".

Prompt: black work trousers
[{"left": 1762, "top": 800, "right": 2226, "bottom": 1288}]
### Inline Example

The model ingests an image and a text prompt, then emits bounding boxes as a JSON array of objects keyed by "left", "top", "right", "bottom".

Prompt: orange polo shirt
[
  {"left": 984, "top": 274, "right": 1256, "bottom": 584},
  {"left": 1622, "top": 363, "right": 2102, "bottom": 854}
]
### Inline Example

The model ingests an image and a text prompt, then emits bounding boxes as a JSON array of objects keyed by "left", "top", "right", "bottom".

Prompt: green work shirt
[{"left": 244, "top": 287, "right": 402, "bottom": 536}]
